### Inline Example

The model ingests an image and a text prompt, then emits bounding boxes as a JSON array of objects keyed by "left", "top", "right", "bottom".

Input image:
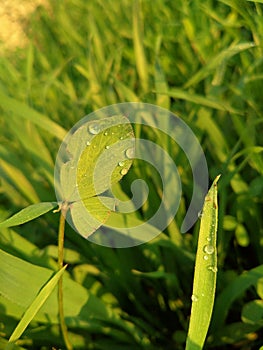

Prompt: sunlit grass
[{"left": 0, "top": 0, "right": 263, "bottom": 349}]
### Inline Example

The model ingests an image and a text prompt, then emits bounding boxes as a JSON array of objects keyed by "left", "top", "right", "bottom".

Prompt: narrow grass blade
[
  {"left": 0, "top": 202, "right": 57, "bottom": 229},
  {"left": 186, "top": 175, "right": 221, "bottom": 350},
  {"left": 0, "top": 91, "right": 66, "bottom": 140},
  {"left": 211, "top": 264, "right": 263, "bottom": 331},
  {"left": 165, "top": 88, "right": 242, "bottom": 114},
  {"left": 0, "top": 159, "right": 40, "bottom": 203},
  {"left": 133, "top": 0, "right": 149, "bottom": 92},
  {"left": 8, "top": 265, "right": 67, "bottom": 343}
]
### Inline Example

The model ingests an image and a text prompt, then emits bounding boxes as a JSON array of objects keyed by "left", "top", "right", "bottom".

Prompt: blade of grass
[
  {"left": 184, "top": 42, "right": 256, "bottom": 88},
  {"left": 8, "top": 265, "right": 67, "bottom": 343},
  {"left": 0, "top": 90, "right": 66, "bottom": 140},
  {"left": 164, "top": 88, "right": 242, "bottom": 114},
  {"left": 0, "top": 202, "right": 57, "bottom": 229},
  {"left": 185, "top": 175, "right": 220, "bottom": 350},
  {"left": 211, "top": 264, "right": 263, "bottom": 332},
  {"left": 0, "top": 158, "right": 40, "bottom": 203},
  {"left": 133, "top": 0, "right": 149, "bottom": 92}
]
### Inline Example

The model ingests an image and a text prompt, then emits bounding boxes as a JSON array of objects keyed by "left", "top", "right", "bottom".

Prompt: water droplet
[
  {"left": 105, "top": 145, "right": 110, "bottom": 149},
  {"left": 120, "top": 136, "right": 124, "bottom": 140},
  {"left": 88, "top": 123, "right": 100, "bottom": 135},
  {"left": 125, "top": 147, "right": 134, "bottom": 159},
  {"left": 118, "top": 161, "right": 124, "bottom": 167},
  {"left": 203, "top": 245, "right": 215, "bottom": 255},
  {"left": 86, "top": 141, "right": 91, "bottom": 146},
  {"left": 206, "top": 237, "right": 211, "bottom": 242},
  {"left": 121, "top": 168, "right": 128, "bottom": 175},
  {"left": 208, "top": 266, "right": 218, "bottom": 273},
  {"left": 203, "top": 255, "right": 209, "bottom": 261},
  {"left": 198, "top": 210, "right": 203, "bottom": 218},
  {"left": 111, "top": 132, "right": 115, "bottom": 135},
  {"left": 104, "top": 131, "right": 108, "bottom": 136},
  {"left": 191, "top": 294, "right": 198, "bottom": 302}
]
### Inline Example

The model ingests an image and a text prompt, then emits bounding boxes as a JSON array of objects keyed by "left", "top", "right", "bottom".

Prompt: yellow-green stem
[{"left": 58, "top": 207, "right": 73, "bottom": 350}]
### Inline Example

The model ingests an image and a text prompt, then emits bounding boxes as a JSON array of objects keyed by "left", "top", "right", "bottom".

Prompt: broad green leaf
[
  {"left": 8, "top": 266, "right": 67, "bottom": 343},
  {"left": 0, "top": 249, "right": 144, "bottom": 344},
  {"left": 0, "top": 202, "right": 57, "bottom": 229},
  {"left": 186, "top": 175, "right": 220, "bottom": 350},
  {"left": 56, "top": 115, "right": 135, "bottom": 238},
  {"left": 77, "top": 116, "right": 134, "bottom": 198},
  {"left": 0, "top": 249, "right": 113, "bottom": 322},
  {"left": 0, "top": 228, "right": 57, "bottom": 270}
]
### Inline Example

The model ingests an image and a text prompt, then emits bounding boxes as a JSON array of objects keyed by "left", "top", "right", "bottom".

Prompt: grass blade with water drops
[{"left": 185, "top": 175, "right": 220, "bottom": 350}]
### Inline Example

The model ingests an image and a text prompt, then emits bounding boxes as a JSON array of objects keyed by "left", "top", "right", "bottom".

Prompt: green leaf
[
  {"left": 241, "top": 300, "right": 263, "bottom": 325},
  {"left": 56, "top": 115, "right": 135, "bottom": 238},
  {"left": 165, "top": 88, "right": 241, "bottom": 114},
  {"left": 8, "top": 265, "right": 67, "bottom": 343},
  {"left": 0, "top": 202, "right": 57, "bottom": 229},
  {"left": 77, "top": 116, "right": 134, "bottom": 198},
  {"left": 184, "top": 42, "right": 256, "bottom": 88},
  {"left": 186, "top": 175, "right": 220, "bottom": 350},
  {"left": 0, "top": 248, "right": 114, "bottom": 323},
  {"left": 211, "top": 265, "right": 263, "bottom": 332}
]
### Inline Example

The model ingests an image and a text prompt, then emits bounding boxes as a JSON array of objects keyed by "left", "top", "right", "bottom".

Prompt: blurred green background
[{"left": 0, "top": 0, "right": 263, "bottom": 349}]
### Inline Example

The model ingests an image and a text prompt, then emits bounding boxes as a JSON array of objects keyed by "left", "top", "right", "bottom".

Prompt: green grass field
[{"left": 0, "top": 0, "right": 263, "bottom": 349}]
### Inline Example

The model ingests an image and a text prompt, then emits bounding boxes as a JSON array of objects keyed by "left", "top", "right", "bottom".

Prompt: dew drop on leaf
[
  {"left": 105, "top": 145, "right": 110, "bottom": 149},
  {"left": 191, "top": 294, "right": 198, "bottom": 302},
  {"left": 118, "top": 161, "right": 124, "bottom": 167},
  {"left": 198, "top": 210, "right": 203, "bottom": 218},
  {"left": 208, "top": 266, "right": 218, "bottom": 273},
  {"left": 88, "top": 123, "right": 100, "bottom": 135},
  {"left": 120, "top": 168, "right": 128, "bottom": 175},
  {"left": 203, "top": 255, "right": 209, "bottom": 260},
  {"left": 125, "top": 148, "right": 134, "bottom": 159},
  {"left": 203, "top": 245, "right": 214, "bottom": 255}
]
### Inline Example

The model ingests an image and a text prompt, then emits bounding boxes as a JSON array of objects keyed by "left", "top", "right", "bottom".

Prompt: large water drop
[
  {"left": 203, "top": 245, "right": 214, "bottom": 255},
  {"left": 88, "top": 123, "right": 100, "bottom": 135}
]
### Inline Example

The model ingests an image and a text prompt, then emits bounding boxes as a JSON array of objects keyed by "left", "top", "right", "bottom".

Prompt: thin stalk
[{"left": 58, "top": 205, "right": 73, "bottom": 350}]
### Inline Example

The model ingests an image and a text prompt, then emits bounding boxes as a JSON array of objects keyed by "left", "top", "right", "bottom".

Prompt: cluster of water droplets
[{"left": 86, "top": 120, "right": 135, "bottom": 177}]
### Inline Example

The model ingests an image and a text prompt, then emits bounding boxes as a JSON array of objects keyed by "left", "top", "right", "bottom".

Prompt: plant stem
[{"left": 58, "top": 205, "right": 73, "bottom": 350}]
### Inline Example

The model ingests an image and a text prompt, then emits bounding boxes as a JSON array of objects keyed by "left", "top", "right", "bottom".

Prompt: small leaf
[{"left": 0, "top": 202, "right": 57, "bottom": 229}]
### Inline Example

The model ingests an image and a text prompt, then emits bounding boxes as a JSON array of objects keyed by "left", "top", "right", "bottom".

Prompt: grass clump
[{"left": 0, "top": 0, "right": 263, "bottom": 349}]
